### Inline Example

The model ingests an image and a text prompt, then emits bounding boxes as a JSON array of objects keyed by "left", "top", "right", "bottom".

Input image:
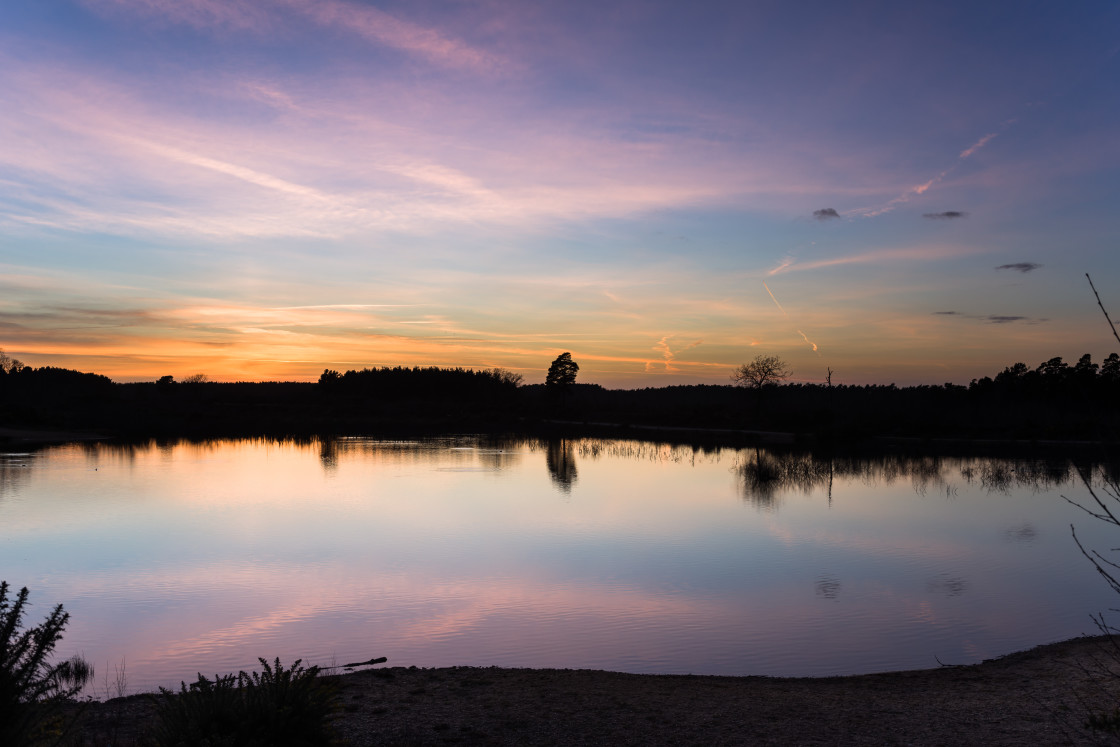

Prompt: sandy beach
[{"left": 72, "top": 635, "right": 1120, "bottom": 746}]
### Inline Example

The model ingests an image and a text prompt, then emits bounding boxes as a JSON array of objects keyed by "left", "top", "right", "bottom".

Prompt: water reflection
[
  {"left": 815, "top": 575, "right": 841, "bottom": 600},
  {"left": 22, "top": 437, "right": 1116, "bottom": 508},
  {"left": 733, "top": 449, "right": 1095, "bottom": 507},
  {"left": 927, "top": 574, "right": 968, "bottom": 597},
  {"left": 1004, "top": 523, "right": 1039, "bottom": 543},
  {"left": 2, "top": 436, "right": 1118, "bottom": 692},
  {"left": 319, "top": 439, "right": 338, "bottom": 472},
  {"left": 545, "top": 439, "right": 577, "bottom": 492},
  {"left": 0, "top": 452, "right": 33, "bottom": 502}
]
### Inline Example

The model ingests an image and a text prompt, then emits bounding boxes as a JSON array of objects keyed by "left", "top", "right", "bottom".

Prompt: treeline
[
  {"left": 0, "top": 366, "right": 115, "bottom": 427},
  {"left": 558, "top": 352, "right": 1120, "bottom": 441},
  {"left": 318, "top": 366, "right": 522, "bottom": 399},
  {"left": 969, "top": 354, "right": 1120, "bottom": 399},
  {"left": 1, "top": 354, "right": 1118, "bottom": 443}
]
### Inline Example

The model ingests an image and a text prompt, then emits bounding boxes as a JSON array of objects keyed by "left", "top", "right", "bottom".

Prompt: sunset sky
[{"left": 2, "top": 1, "right": 1118, "bottom": 387}]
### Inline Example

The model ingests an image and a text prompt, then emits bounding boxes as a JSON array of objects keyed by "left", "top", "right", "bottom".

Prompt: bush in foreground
[
  {"left": 0, "top": 581, "right": 93, "bottom": 746},
  {"left": 151, "top": 657, "right": 337, "bottom": 746}
]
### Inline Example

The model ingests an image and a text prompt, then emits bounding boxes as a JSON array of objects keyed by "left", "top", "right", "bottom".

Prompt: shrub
[
  {"left": 151, "top": 657, "right": 337, "bottom": 746},
  {"left": 0, "top": 581, "right": 93, "bottom": 746}
]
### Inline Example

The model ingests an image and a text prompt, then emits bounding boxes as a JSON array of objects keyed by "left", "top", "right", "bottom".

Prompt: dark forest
[{"left": 1, "top": 353, "right": 1118, "bottom": 444}]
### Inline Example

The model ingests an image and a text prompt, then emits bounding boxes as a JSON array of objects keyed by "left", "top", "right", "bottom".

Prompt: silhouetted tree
[
  {"left": 733, "top": 354, "right": 792, "bottom": 390},
  {"left": 181, "top": 373, "right": 209, "bottom": 384},
  {"left": 546, "top": 353, "right": 579, "bottom": 388},
  {"left": 732, "top": 354, "right": 792, "bottom": 417},
  {"left": 489, "top": 368, "right": 523, "bottom": 387},
  {"left": 0, "top": 349, "right": 24, "bottom": 374},
  {"left": 1102, "top": 354, "right": 1120, "bottom": 385},
  {"left": 1037, "top": 356, "right": 1070, "bottom": 396},
  {"left": 1072, "top": 353, "right": 1099, "bottom": 391},
  {"left": 545, "top": 353, "right": 579, "bottom": 412}
]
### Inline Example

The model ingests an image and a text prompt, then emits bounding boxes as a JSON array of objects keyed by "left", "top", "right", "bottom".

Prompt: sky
[{"left": 1, "top": 1, "right": 1118, "bottom": 387}]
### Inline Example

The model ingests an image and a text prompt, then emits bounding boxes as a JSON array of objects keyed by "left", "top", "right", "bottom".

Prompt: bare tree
[
  {"left": 489, "top": 368, "right": 523, "bottom": 387},
  {"left": 732, "top": 354, "right": 791, "bottom": 418},
  {"left": 732, "top": 354, "right": 791, "bottom": 390},
  {"left": 1061, "top": 275, "right": 1120, "bottom": 735},
  {"left": 0, "top": 349, "right": 25, "bottom": 374}
]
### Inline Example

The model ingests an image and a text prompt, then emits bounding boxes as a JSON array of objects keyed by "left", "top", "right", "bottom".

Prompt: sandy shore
[{"left": 72, "top": 635, "right": 1120, "bottom": 745}]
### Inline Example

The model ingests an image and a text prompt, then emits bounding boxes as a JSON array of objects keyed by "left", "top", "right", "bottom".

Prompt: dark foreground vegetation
[
  {"left": 2, "top": 581, "right": 343, "bottom": 746},
  {"left": 1, "top": 352, "right": 1119, "bottom": 444}
]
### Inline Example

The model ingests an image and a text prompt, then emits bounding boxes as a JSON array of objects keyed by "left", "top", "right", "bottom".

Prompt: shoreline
[
  {"left": 75, "top": 635, "right": 1120, "bottom": 745},
  {"left": 5, "top": 424, "right": 1117, "bottom": 456}
]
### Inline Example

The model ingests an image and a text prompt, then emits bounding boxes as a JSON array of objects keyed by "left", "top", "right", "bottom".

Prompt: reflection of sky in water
[{"left": 0, "top": 439, "right": 1116, "bottom": 693}]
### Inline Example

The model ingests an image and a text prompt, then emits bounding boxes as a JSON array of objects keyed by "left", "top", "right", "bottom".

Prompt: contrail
[
  {"left": 851, "top": 122, "right": 1013, "bottom": 218},
  {"left": 764, "top": 282, "right": 820, "bottom": 354},
  {"left": 797, "top": 329, "right": 819, "bottom": 354},
  {"left": 762, "top": 282, "right": 788, "bottom": 316},
  {"left": 651, "top": 335, "right": 704, "bottom": 372}
]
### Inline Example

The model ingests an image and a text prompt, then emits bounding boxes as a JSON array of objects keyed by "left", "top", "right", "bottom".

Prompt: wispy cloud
[
  {"left": 960, "top": 132, "right": 998, "bottom": 159},
  {"left": 996, "top": 262, "right": 1042, "bottom": 273},
  {"left": 813, "top": 208, "right": 840, "bottom": 221},
  {"left": 287, "top": 0, "right": 507, "bottom": 73},
  {"left": 0, "top": 57, "right": 817, "bottom": 240},
  {"left": 83, "top": 0, "right": 271, "bottom": 31},
  {"left": 648, "top": 335, "right": 703, "bottom": 372},
  {"left": 851, "top": 125, "right": 1010, "bottom": 218},
  {"left": 767, "top": 245, "right": 971, "bottom": 276},
  {"left": 127, "top": 138, "right": 333, "bottom": 201},
  {"left": 923, "top": 211, "right": 967, "bottom": 220},
  {"left": 767, "top": 258, "right": 795, "bottom": 276},
  {"left": 85, "top": 0, "right": 505, "bottom": 73}
]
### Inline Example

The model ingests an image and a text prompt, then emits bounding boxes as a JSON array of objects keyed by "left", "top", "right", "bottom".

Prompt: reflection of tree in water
[
  {"left": 546, "top": 439, "right": 578, "bottom": 493},
  {"left": 575, "top": 439, "right": 724, "bottom": 466},
  {"left": 734, "top": 450, "right": 1106, "bottom": 508},
  {"left": 318, "top": 438, "right": 338, "bottom": 472},
  {"left": 35, "top": 436, "right": 1119, "bottom": 510},
  {"left": 737, "top": 449, "right": 783, "bottom": 509},
  {"left": 961, "top": 457, "right": 1078, "bottom": 494},
  {"left": 736, "top": 450, "right": 834, "bottom": 509}
]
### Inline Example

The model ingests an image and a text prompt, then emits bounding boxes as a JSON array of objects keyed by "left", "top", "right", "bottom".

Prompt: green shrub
[
  {"left": 151, "top": 657, "right": 337, "bottom": 746},
  {"left": 0, "top": 581, "right": 93, "bottom": 746}
]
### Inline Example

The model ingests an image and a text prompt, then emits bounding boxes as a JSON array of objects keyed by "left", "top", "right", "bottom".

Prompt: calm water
[{"left": 1, "top": 436, "right": 1117, "bottom": 694}]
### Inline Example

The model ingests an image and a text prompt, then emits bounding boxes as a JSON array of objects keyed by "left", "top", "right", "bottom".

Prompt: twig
[
  {"left": 319, "top": 656, "right": 387, "bottom": 672},
  {"left": 933, "top": 654, "right": 963, "bottom": 668},
  {"left": 1087, "top": 273, "right": 1120, "bottom": 347}
]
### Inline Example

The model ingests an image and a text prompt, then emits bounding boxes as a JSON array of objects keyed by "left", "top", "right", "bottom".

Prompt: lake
[{"left": 1, "top": 436, "right": 1116, "bottom": 694}]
